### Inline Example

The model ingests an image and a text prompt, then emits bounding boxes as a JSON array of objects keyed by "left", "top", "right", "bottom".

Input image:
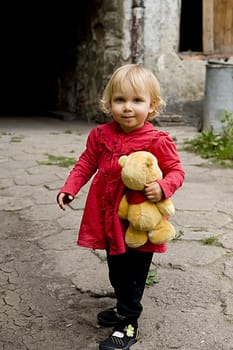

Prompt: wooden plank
[
  {"left": 214, "top": 0, "right": 233, "bottom": 53},
  {"left": 203, "top": 0, "right": 214, "bottom": 53},
  {"left": 222, "top": 0, "right": 233, "bottom": 52},
  {"left": 214, "top": 0, "right": 223, "bottom": 51},
  {"left": 225, "top": 0, "right": 233, "bottom": 48}
]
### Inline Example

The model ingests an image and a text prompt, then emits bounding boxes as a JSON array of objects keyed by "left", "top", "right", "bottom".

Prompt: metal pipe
[{"left": 131, "top": 0, "right": 145, "bottom": 64}]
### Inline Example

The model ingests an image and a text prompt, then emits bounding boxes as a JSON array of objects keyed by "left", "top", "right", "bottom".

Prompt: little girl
[{"left": 57, "top": 64, "right": 185, "bottom": 350}]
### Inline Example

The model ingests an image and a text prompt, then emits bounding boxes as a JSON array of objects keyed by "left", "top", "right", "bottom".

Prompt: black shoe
[
  {"left": 97, "top": 307, "right": 119, "bottom": 327},
  {"left": 99, "top": 324, "right": 139, "bottom": 350}
]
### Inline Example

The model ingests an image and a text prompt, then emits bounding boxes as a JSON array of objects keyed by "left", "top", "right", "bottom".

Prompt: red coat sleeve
[
  {"left": 151, "top": 135, "right": 185, "bottom": 199},
  {"left": 59, "top": 128, "right": 98, "bottom": 196}
]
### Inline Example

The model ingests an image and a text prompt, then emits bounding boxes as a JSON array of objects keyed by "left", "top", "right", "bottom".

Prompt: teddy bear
[{"left": 118, "top": 151, "right": 176, "bottom": 248}]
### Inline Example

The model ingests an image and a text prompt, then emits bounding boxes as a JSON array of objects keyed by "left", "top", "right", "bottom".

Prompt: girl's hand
[
  {"left": 57, "top": 192, "right": 74, "bottom": 210},
  {"left": 144, "top": 182, "right": 163, "bottom": 203}
]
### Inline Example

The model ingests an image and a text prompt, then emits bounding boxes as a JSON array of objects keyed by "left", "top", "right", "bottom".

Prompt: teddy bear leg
[
  {"left": 125, "top": 225, "right": 148, "bottom": 248},
  {"left": 148, "top": 220, "right": 176, "bottom": 244}
]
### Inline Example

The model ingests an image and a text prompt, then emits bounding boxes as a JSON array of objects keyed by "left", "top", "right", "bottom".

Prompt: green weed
[
  {"left": 184, "top": 110, "right": 233, "bottom": 166},
  {"left": 146, "top": 267, "right": 159, "bottom": 287},
  {"left": 201, "top": 235, "right": 223, "bottom": 247},
  {"left": 174, "top": 229, "right": 184, "bottom": 240},
  {"left": 10, "top": 136, "right": 24, "bottom": 142},
  {"left": 37, "top": 154, "right": 76, "bottom": 168},
  {"left": 193, "top": 227, "right": 208, "bottom": 232}
]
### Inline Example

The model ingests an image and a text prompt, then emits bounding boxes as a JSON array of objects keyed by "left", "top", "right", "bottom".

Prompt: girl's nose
[{"left": 123, "top": 101, "right": 132, "bottom": 111}]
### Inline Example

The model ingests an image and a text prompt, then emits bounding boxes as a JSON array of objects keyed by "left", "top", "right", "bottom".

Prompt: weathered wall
[
  {"left": 75, "top": 0, "right": 132, "bottom": 121},
  {"left": 144, "top": 0, "right": 206, "bottom": 125},
  {"left": 58, "top": 0, "right": 206, "bottom": 126}
]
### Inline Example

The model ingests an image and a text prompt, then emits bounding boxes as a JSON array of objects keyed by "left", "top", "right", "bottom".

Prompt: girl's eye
[
  {"left": 134, "top": 98, "right": 143, "bottom": 103},
  {"left": 114, "top": 97, "right": 124, "bottom": 102}
]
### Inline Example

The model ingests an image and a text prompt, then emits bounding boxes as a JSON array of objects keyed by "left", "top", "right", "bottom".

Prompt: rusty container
[{"left": 202, "top": 60, "right": 233, "bottom": 132}]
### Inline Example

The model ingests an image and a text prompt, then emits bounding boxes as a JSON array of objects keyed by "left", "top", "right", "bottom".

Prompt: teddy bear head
[{"left": 118, "top": 151, "right": 162, "bottom": 191}]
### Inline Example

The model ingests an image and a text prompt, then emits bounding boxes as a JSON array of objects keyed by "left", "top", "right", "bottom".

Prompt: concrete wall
[
  {"left": 75, "top": 0, "right": 131, "bottom": 122},
  {"left": 58, "top": 0, "right": 206, "bottom": 126},
  {"left": 144, "top": 0, "right": 206, "bottom": 125}
]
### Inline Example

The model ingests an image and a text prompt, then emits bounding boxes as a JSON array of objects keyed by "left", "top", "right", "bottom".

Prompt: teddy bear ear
[
  {"left": 146, "top": 155, "right": 157, "bottom": 168},
  {"left": 118, "top": 155, "right": 128, "bottom": 167},
  {"left": 146, "top": 158, "right": 153, "bottom": 167}
]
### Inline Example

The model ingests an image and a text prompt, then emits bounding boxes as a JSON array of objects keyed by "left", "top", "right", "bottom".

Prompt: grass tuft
[
  {"left": 184, "top": 110, "right": 233, "bottom": 167},
  {"left": 201, "top": 235, "right": 223, "bottom": 247},
  {"left": 37, "top": 154, "right": 76, "bottom": 168},
  {"left": 146, "top": 267, "right": 159, "bottom": 287},
  {"left": 10, "top": 136, "right": 24, "bottom": 143}
]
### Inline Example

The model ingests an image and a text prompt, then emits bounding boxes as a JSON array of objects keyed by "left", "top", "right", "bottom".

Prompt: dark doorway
[
  {"left": 179, "top": 0, "right": 203, "bottom": 52},
  {"left": 0, "top": 3, "right": 83, "bottom": 116}
]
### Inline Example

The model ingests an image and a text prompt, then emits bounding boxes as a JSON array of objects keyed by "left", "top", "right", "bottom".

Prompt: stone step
[{"left": 153, "top": 113, "right": 185, "bottom": 126}]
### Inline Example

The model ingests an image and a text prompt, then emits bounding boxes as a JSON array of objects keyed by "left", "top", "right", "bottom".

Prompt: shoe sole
[{"left": 99, "top": 337, "right": 139, "bottom": 350}]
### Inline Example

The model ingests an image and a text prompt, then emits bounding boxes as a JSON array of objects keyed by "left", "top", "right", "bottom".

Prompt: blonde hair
[{"left": 100, "top": 64, "right": 165, "bottom": 120}]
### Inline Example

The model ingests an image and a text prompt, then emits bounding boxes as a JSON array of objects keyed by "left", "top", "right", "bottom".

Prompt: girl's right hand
[{"left": 57, "top": 192, "right": 74, "bottom": 211}]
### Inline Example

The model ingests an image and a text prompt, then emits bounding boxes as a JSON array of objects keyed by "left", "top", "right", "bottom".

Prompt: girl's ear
[{"left": 149, "top": 100, "right": 156, "bottom": 113}]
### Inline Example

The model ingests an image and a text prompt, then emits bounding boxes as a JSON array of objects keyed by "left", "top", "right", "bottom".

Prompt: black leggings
[{"left": 107, "top": 249, "right": 153, "bottom": 328}]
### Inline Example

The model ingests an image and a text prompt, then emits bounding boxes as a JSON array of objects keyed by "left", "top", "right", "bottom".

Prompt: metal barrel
[{"left": 202, "top": 60, "right": 233, "bottom": 132}]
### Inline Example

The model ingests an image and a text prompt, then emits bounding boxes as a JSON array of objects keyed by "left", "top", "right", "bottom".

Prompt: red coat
[{"left": 59, "top": 121, "right": 185, "bottom": 255}]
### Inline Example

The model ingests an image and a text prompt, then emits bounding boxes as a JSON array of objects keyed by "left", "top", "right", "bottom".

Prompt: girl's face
[{"left": 110, "top": 80, "right": 154, "bottom": 133}]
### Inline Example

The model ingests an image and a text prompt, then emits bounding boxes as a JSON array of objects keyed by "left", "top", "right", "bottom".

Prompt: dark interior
[
  {"left": 1, "top": 2, "right": 203, "bottom": 116},
  {"left": 179, "top": 0, "right": 203, "bottom": 52},
  {"left": 0, "top": 3, "right": 89, "bottom": 116}
]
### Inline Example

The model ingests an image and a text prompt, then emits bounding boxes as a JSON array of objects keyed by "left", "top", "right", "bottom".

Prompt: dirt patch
[{"left": 0, "top": 211, "right": 112, "bottom": 350}]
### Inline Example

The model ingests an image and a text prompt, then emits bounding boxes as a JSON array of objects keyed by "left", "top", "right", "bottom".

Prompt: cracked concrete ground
[{"left": 0, "top": 116, "right": 233, "bottom": 350}]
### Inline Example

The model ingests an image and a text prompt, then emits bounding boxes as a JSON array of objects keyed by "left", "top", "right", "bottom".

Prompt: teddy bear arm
[
  {"left": 156, "top": 199, "right": 175, "bottom": 216},
  {"left": 118, "top": 194, "right": 129, "bottom": 220}
]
